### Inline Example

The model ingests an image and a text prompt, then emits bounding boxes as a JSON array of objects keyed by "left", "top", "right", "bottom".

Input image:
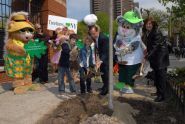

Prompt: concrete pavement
[{"left": 0, "top": 83, "right": 62, "bottom": 124}]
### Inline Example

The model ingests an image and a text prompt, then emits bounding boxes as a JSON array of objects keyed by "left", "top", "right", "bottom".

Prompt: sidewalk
[
  {"left": 0, "top": 83, "right": 62, "bottom": 124},
  {"left": 0, "top": 73, "right": 184, "bottom": 124},
  {"left": 0, "top": 73, "right": 76, "bottom": 124}
]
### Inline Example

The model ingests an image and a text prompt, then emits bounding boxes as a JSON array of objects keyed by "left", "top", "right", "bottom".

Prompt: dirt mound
[
  {"left": 37, "top": 94, "right": 113, "bottom": 124},
  {"left": 117, "top": 97, "right": 185, "bottom": 124},
  {"left": 80, "top": 114, "right": 123, "bottom": 124}
]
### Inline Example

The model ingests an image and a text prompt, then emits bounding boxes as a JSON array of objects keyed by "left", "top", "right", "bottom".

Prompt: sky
[
  {"left": 67, "top": 0, "right": 90, "bottom": 21},
  {"left": 67, "top": 0, "right": 170, "bottom": 21}
]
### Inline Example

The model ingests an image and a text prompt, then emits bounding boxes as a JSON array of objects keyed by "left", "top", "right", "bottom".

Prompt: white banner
[{"left": 47, "top": 15, "right": 78, "bottom": 33}]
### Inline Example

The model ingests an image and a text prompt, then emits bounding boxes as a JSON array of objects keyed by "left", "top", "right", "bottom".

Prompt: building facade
[
  {"left": 90, "top": 0, "right": 110, "bottom": 15},
  {"left": 0, "top": 0, "right": 67, "bottom": 65},
  {"left": 12, "top": 0, "right": 67, "bottom": 35},
  {"left": 90, "top": 0, "right": 136, "bottom": 19}
]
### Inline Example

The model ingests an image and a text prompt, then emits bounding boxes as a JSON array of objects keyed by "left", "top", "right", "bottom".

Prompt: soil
[
  {"left": 80, "top": 114, "right": 123, "bottom": 124},
  {"left": 37, "top": 94, "right": 114, "bottom": 124},
  {"left": 117, "top": 97, "right": 185, "bottom": 124}
]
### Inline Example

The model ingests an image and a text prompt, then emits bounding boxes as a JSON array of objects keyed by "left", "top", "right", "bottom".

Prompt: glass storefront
[{"left": 0, "top": 0, "right": 12, "bottom": 66}]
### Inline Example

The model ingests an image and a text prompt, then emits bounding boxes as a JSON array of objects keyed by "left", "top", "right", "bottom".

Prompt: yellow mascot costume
[{"left": 4, "top": 11, "right": 41, "bottom": 94}]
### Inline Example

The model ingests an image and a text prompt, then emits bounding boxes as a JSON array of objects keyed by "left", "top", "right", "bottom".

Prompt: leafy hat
[
  {"left": 7, "top": 12, "right": 34, "bottom": 32},
  {"left": 122, "top": 11, "right": 143, "bottom": 24}
]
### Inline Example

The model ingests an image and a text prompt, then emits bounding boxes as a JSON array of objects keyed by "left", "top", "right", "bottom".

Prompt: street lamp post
[{"left": 108, "top": 0, "right": 113, "bottom": 110}]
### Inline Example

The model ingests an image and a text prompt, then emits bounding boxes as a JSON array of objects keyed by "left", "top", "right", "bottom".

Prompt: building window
[
  {"left": 0, "top": 0, "right": 12, "bottom": 30},
  {"left": 0, "top": 0, "right": 12, "bottom": 66},
  {"left": 30, "top": 0, "right": 43, "bottom": 25}
]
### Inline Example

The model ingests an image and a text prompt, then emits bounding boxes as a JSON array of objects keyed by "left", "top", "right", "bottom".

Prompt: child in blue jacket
[{"left": 79, "top": 36, "right": 94, "bottom": 94}]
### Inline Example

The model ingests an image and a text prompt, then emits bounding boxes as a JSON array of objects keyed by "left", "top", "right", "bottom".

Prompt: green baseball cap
[{"left": 123, "top": 11, "right": 143, "bottom": 24}]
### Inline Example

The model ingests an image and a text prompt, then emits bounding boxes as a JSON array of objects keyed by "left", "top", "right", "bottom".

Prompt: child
[
  {"left": 69, "top": 34, "right": 80, "bottom": 83},
  {"left": 79, "top": 36, "right": 94, "bottom": 94},
  {"left": 58, "top": 28, "right": 76, "bottom": 94}
]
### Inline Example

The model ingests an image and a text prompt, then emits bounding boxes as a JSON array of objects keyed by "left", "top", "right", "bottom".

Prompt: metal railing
[{"left": 166, "top": 76, "right": 185, "bottom": 114}]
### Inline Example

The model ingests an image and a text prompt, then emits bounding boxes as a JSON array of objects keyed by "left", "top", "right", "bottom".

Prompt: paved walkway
[
  {"left": 0, "top": 73, "right": 78, "bottom": 124},
  {"left": 0, "top": 83, "right": 62, "bottom": 124}
]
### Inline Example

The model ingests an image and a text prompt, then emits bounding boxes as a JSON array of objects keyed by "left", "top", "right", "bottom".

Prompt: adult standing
[
  {"left": 32, "top": 23, "right": 48, "bottom": 83},
  {"left": 89, "top": 25, "right": 109, "bottom": 95},
  {"left": 142, "top": 17, "right": 169, "bottom": 102}
]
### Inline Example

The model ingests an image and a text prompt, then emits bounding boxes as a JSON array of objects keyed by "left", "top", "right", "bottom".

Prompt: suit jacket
[{"left": 96, "top": 32, "right": 109, "bottom": 65}]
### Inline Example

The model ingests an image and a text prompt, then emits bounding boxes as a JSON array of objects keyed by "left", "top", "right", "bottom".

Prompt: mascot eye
[
  {"left": 19, "top": 29, "right": 27, "bottom": 33},
  {"left": 122, "top": 25, "right": 130, "bottom": 29},
  {"left": 19, "top": 28, "right": 34, "bottom": 33},
  {"left": 28, "top": 29, "right": 34, "bottom": 33}
]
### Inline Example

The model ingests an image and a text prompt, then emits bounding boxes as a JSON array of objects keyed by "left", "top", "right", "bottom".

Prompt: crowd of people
[
  {"left": 32, "top": 12, "right": 170, "bottom": 101},
  {"left": 31, "top": 22, "right": 109, "bottom": 96}
]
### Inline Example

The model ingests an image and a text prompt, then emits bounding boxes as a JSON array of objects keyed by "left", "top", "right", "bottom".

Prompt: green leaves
[
  {"left": 158, "top": 0, "right": 185, "bottom": 17},
  {"left": 24, "top": 39, "right": 47, "bottom": 59}
]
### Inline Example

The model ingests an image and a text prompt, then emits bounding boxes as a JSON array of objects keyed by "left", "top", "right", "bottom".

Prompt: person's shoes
[
  {"left": 40, "top": 81, "right": 48, "bottom": 84},
  {"left": 87, "top": 90, "right": 93, "bottom": 93},
  {"left": 68, "top": 92, "right": 76, "bottom": 97},
  {"left": 99, "top": 89, "right": 108, "bottom": 96},
  {"left": 154, "top": 96, "right": 165, "bottom": 102},
  {"left": 81, "top": 91, "right": 86, "bottom": 94},
  {"left": 120, "top": 86, "right": 134, "bottom": 94},
  {"left": 59, "top": 91, "right": 65, "bottom": 95},
  {"left": 80, "top": 91, "right": 86, "bottom": 96},
  {"left": 97, "top": 88, "right": 102, "bottom": 91},
  {"left": 151, "top": 92, "right": 157, "bottom": 96}
]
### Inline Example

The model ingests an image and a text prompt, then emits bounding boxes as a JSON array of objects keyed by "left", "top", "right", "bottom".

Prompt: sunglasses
[{"left": 19, "top": 28, "right": 34, "bottom": 33}]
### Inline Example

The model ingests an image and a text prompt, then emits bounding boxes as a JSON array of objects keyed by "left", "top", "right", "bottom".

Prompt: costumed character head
[
  {"left": 116, "top": 10, "right": 143, "bottom": 43},
  {"left": 4, "top": 12, "right": 42, "bottom": 94},
  {"left": 7, "top": 11, "right": 34, "bottom": 43},
  {"left": 5, "top": 11, "right": 35, "bottom": 56}
]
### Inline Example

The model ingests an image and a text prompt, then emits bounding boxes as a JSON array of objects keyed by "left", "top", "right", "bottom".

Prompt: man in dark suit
[{"left": 89, "top": 25, "right": 109, "bottom": 95}]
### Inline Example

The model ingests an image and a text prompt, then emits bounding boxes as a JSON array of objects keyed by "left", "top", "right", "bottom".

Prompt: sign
[
  {"left": 47, "top": 15, "right": 78, "bottom": 33},
  {"left": 24, "top": 39, "right": 47, "bottom": 58}
]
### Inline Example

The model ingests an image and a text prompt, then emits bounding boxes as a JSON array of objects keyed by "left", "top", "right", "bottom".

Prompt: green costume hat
[{"left": 123, "top": 11, "right": 143, "bottom": 24}]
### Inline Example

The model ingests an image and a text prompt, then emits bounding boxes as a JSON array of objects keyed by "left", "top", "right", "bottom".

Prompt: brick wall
[
  {"left": 11, "top": 0, "right": 67, "bottom": 36},
  {"left": 41, "top": 0, "right": 67, "bottom": 36}
]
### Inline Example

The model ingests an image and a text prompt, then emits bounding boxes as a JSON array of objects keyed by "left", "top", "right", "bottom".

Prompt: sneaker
[
  {"left": 120, "top": 86, "right": 134, "bottom": 94},
  {"left": 125, "top": 87, "right": 134, "bottom": 94},
  {"left": 59, "top": 92, "right": 70, "bottom": 99},
  {"left": 68, "top": 92, "right": 77, "bottom": 97}
]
